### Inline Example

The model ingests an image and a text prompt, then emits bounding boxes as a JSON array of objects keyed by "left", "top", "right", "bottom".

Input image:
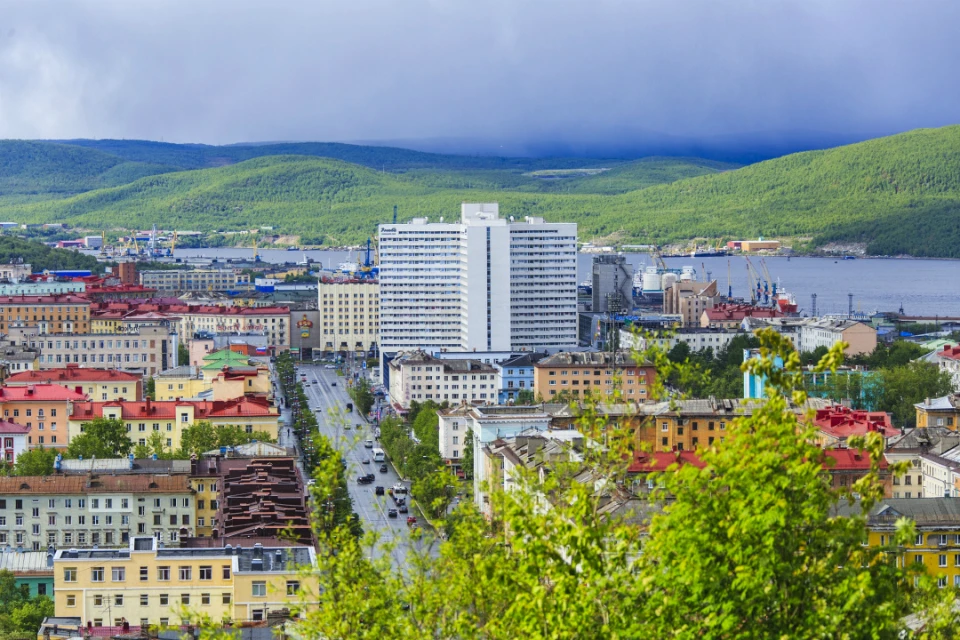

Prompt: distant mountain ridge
[{"left": 0, "top": 126, "right": 957, "bottom": 257}]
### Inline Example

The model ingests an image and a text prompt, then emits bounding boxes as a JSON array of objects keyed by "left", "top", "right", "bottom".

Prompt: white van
[
  {"left": 372, "top": 447, "right": 385, "bottom": 462},
  {"left": 364, "top": 439, "right": 374, "bottom": 449}
]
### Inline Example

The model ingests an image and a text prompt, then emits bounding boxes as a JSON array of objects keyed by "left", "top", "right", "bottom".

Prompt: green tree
[
  {"left": 12, "top": 447, "right": 56, "bottom": 476},
  {"left": 412, "top": 469, "right": 457, "bottom": 520},
  {"left": 178, "top": 421, "right": 218, "bottom": 457},
  {"left": 65, "top": 418, "right": 132, "bottom": 459},
  {"left": 459, "top": 426, "right": 474, "bottom": 481},
  {"left": 515, "top": 388, "right": 536, "bottom": 405},
  {"left": 145, "top": 376, "right": 156, "bottom": 400},
  {"left": 349, "top": 382, "right": 375, "bottom": 416},
  {"left": 177, "top": 341, "right": 190, "bottom": 367},
  {"left": 411, "top": 405, "right": 440, "bottom": 452},
  {"left": 873, "top": 361, "right": 954, "bottom": 428}
]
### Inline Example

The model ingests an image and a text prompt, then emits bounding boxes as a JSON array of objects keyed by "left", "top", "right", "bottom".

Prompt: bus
[{"left": 372, "top": 448, "right": 385, "bottom": 463}]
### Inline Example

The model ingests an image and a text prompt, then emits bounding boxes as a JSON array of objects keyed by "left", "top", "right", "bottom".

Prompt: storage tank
[
  {"left": 641, "top": 266, "right": 662, "bottom": 293},
  {"left": 679, "top": 265, "right": 696, "bottom": 281}
]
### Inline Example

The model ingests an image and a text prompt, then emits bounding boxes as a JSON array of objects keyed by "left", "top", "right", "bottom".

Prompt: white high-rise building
[{"left": 379, "top": 203, "right": 577, "bottom": 379}]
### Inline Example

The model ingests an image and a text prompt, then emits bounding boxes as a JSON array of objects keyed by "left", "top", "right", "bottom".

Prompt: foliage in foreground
[{"left": 285, "top": 329, "right": 958, "bottom": 639}]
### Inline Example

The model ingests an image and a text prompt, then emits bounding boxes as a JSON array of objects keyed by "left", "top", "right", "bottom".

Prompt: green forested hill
[
  {"left": 0, "top": 141, "right": 175, "bottom": 196},
  {"left": 3, "top": 126, "right": 960, "bottom": 256}
]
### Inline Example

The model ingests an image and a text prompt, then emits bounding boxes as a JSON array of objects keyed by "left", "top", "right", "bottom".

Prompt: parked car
[
  {"left": 379, "top": 464, "right": 388, "bottom": 473},
  {"left": 375, "top": 486, "right": 384, "bottom": 495},
  {"left": 387, "top": 509, "right": 398, "bottom": 518}
]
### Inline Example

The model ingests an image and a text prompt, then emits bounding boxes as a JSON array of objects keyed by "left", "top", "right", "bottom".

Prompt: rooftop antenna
[{"left": 393, "top": 205, "right": 397, "bottom": 224}]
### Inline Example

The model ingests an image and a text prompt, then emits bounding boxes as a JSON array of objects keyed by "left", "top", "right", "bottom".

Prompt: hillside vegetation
[
  {"left": 3, "top": 126, "right": 960, "bottom": 256},
  {"left": 0, "top": 236, "right": 103, "bottom": 272}
]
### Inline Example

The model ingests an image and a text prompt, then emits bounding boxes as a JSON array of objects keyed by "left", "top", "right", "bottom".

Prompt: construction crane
[
  {"left": 652, "top": 246, "right": 668, "bottom": 271},
  {"left": 252, "top": 237, "right": 260, "bottom": 262},
  {"left": 744, "top": 257, "right": 764, "bottom": 304},
  {"left": 356, "top": 237, "right": 379, "bottom": 279},
  {"left": 171, "top": 230, "right": 178, "bottom": 253},
  {"left": 99, "top": 231, "right": 107, "bottom": 257},
  {"left": 760, "top": 258, "right": 777, "bottom": 297}
]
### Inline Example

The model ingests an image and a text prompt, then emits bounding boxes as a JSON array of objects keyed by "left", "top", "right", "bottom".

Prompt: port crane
[
  {"left": 760, "top": 259, "right": 777, "bottom": 298},
  {"left": 744, "top": 257, "right": 765, "bottom": 305},
  {"left": 726, "top": 259, "right": 732, "bottom": 298}
]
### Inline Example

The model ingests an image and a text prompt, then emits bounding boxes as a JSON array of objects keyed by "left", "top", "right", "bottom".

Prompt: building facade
[
  {"left": 387, "top": 350, "right": 499, "bottom": 409},
  {"left": 0, "top": 384, "right": 87, "bottom": 449},
  {"left": 139, "top": 269, "right": 252, "bottom": 292},
  {"left": 53, "top": 537, "right": 317, "bottom": 627},
  {"left": 317, "top": 279, "right": 379, "bottom": 355},
  {"left": 916, "top": 395, "right": 960, "bottom": 429},
  {"left": 0, "top": 475, "right": 194, "bottom": 550},
  {"left": 496, "top": 353, "right": 546, "bottom": 403},
  {"left": 797, "top": 318, "right": 877, "bottom": 357},
  {"left": 590, "top": 254, "right": 633, "bottom": 314},
  {"left": 378, "top": 203, "right": 577, "bottom": 374},
  {"left": 21, "top": 326, "right": 176, "bottom": 376},
  {"left": 533, "top": 351, "right": 656, "bottom": 401},
  {"left": 0, "top": 295, "right": 90, "bottom": 335}
]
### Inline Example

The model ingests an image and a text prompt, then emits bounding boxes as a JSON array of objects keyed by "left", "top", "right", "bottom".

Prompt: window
[
  {"left": 916, "top": 534, "right": 924, "bottom": 546},
  {"left": 252, "top": 581, "right": 267, "bottom": 597},
  {"left": 160, "top": 594, "right": 169, "bottom": 605},
  {"left": 201, "top": 593, "right": 211, "bottom": 605},
  {"left": 199, "top": 566, "right": 212, "bottom": 580},
  {"left": 179, "top": 566, "right": 192, "bottom": 580},
  {"left": 181, "top": 593, "right": 190, "bottom": 605},
  {"left": 94, "top": 595, "right": 104, "bottom": 606},
  {"left": 939, "top": 576, "right": 948, "bottom": 588},
  {"left": 63, "top": 568, "right": 77, "bottom": 582},
  {"left": 112, "top": 567, "right": 125, "bottom": 581},
  {"left": 286, "top": 580, "right": 300, "bottom": 595},
  {"left": 66, "top": 595, "right": 76, "bottom": 607},
  {"left": 222, "top": 593, "right": 232, "bottom": 605},
  {"left": 114, "top": 594, "right": 124, "bottom": 606},
  {"left": 158, "top": 566, "right": 170, "bottom": 581},
  {"left": 140, "top": 594, "right": 149, "bottom": 606},
  {"left": 222, "top": 565, "right": 231, "bottom": 579},
  {"left": 939, "top": 554, "right": 948, "bottom": 567},
  {"left": 91, "top": 567, "right": 104, "bottom": 582},
  {"left": 140, "top": 566, "right": 148, "bottom": 581}
]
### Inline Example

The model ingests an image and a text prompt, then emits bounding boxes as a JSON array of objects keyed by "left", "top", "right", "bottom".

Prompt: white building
[
  {"left": 388, "top": 349, "right": 499, "bottom": 408},
  {"left": 0, "top": 420, "right": 29, "bottom": 464},
  {"left": 920, "top": 445, "right": 960, "bottom": 498},
  {"left": 796, "top": 318, "right": 877, "bottom": 357},
  {"left": 379, "top": 203, "right": 577, "bottom": 383},
  {"left": 438, "top": 403, "right": 552, "bottom": 475},
  {"left": 620, "top": 328, "right": 742, "bottom": 353}
]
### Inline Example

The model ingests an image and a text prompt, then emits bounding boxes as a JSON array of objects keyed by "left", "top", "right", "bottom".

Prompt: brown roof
[{"left": 0, "top": 474, "right": 192, "bottom": 494}]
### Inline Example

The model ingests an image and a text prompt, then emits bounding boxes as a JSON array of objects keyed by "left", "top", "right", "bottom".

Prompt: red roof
[
  {"left": 823, "top": 448, "right": 889, "bottom": 471},
  {"left": 704, "top": 303, "right": 783, "bottom": 321},
  {"left": 69, "top": 396, "right": 279, "bottom": 421},
  {"left": 813, "top": 406, "right": 898, "bottom": 439},
  {"left": 938, "top": 344, "right": 960, "bottom": 362},
  {"left": 627, "top": 450, "right": 706, "bottom": 473},
  {"left": 6, "top": 365, "right": 140, "bottom": 385},
  {"left": 89, "top": 301, "right": 289, "bottom": 316},
  {"left": 0, "top": 420, "right": 30, "bottom": 435},
  {"left": 0, "top": 385, "right": 87, "bottom": 402}
]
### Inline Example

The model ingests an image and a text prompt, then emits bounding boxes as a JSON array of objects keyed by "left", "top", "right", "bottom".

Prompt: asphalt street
[{"left": 295, "top": 362, "right": 432, "bottom": 567}]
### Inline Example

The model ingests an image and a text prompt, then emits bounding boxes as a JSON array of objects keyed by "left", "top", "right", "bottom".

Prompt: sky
[{"left": 0, "top": 0, "right": 958, "bottom": 158}]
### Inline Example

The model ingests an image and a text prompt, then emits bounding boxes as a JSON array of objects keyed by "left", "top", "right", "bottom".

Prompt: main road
[{"left": 295, "top": 362, "right": 433, "bottom": 568}]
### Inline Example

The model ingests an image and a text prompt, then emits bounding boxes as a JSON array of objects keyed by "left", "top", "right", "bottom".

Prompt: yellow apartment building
[
  {"left": 5, "top": 365, "right": 142, "bottom": 401},
  {"left": 68, "top": 398, "right": 281, "bottom": 452},
  {"left": 533, "top": 351, "right": 656, "bottom": 402},
  {"left": 54, "top": 537, "right": 317, "bottom": 627},
  {"left": 317, "top": 279, "right": 379, "bottom": 355},
  {"left": 915, "top": 395, "right": 960, "bottom": 429}
]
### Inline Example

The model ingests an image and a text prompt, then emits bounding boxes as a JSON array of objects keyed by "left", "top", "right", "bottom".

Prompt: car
[
  {"left": 399, "top": 504, "right": 408, "bottom": 514},
  {"left": 362, "top": 458, "right": 370, "bottom": 464},
  {"left": 364, "top": 439, "right": 374, "bottom": 449},
  {"left": 379, "top": 463, "right": 388, "bottom": 473},
  {"left": 344, "top": 424, "right": 351, "bottom": 430},
  {"left": 331, "top": 382, "right": 337, "bottom": 387},
  {"left": 325, "top": 364, "right": 336, "bottom": 369},
  {"left": 392, "top": 483, "right": 407, "bottom": 494},
  {"left": 387, "top": 509, "right": 398, "bottom": 518},
  {"left": 357, "top": 476, "right": 372, "bottom": 485},
  {"left": 355, "top": 423, "right": 363, "bottom": 429},
  {"left": 363, "top": 473, "right": 375, "bottom": 482},
  {"left": 375, "top": 486, "right": 384, "bottom": 495},
  {"left": 406, "top": 516, "right": 417, "bottom": 526}
]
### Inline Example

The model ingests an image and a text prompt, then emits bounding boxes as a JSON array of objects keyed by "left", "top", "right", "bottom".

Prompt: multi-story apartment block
[
  {"left": 0, "top": 420, "right": 29, "bottom": 463},
  {"left": 0, "top": 281, "right": 85, "bottom": 296},
  {"left": 388, "top": 349, "right": 498, "bottom": 408},
  {"left": 0, "top": 475, "right": 194, "bottom": 550},
  {"left": 796, "top": 318, "right": 877, "bottom": 357},
  {"left": 916, "top": 394, "right": 960, "bottom": 429},
  {"left": 54, "top": 537, "right": 317, "bottom": 628},
  {"left": 496, "top": 353, "right": 546, "bottom": 403},
  {"left": 17, "top": 326, "right": 176, "bottom": 376},
  {"left": 317, "top": 279, "right": 379, "bottom": 355},
  {"left": 0, "top": 384, "right": 87, "bottom": 449},
  {"left": 0, "top": 295, "right": 90, "bottom": 335},
  {"left": 175, "top": 306, "right": 290, "bottom": 349},
  {"left": 139, "top": 269, "right": 252, "bottom": 292},
  {"left": 439, "top": 404, "right": 551, "bottom": 478},
  {"left": 0, "top": 262, "right": 32, "bottom": 281},
  {"left": 155, "top": 361, "right": 271, "bottom": 402},
  {"left": 378, "top": 203, "right": 577, "bottom": 384},
  {"left": 0, "top": 339, "right": 40, "bottom": 375},
  {"left": 5, "top": 365, "right": 143, "bottom": 401},
  {"left": 533, "top": 351, "right": 656, "bottom": 401},
  {"left": 69, "top": 397, "right": 281, "bottom": 452}
]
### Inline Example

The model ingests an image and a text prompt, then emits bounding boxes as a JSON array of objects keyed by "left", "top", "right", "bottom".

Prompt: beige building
[
  {"left": 175, "top": 306, "right": 290, "bottom": 350},
  {"left": 54, "top": 537, "right": 317, "bottom": 628},
  {"left": 388, "top": 349, "right": 498, "bottom": 408},
  {"left": 797, "top": 318, "right": 877, "bottom": 357},
  {"left": 16, "top": 325, "right": 176, "bottom": 376},
  {"left": 318, "top": 279, "right": 379, "bottom": 355},
  {"left": 663, "top": 279, "right": 719, "bottom": 327},
  {"left": 139, "top": 269, "right": 252, "bottom": 292},
  {"left": 533, "top": 351, "right": 657, "bottom": 401}
]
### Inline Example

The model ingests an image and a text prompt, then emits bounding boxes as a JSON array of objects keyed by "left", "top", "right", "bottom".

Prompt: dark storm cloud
[{"left": 0, "top": 0, "right": 957, "bottom": 154}]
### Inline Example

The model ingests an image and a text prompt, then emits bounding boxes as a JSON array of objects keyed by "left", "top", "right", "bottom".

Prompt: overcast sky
[{"left": 0, "top": 0, "right": 958, "bottom": 155}]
